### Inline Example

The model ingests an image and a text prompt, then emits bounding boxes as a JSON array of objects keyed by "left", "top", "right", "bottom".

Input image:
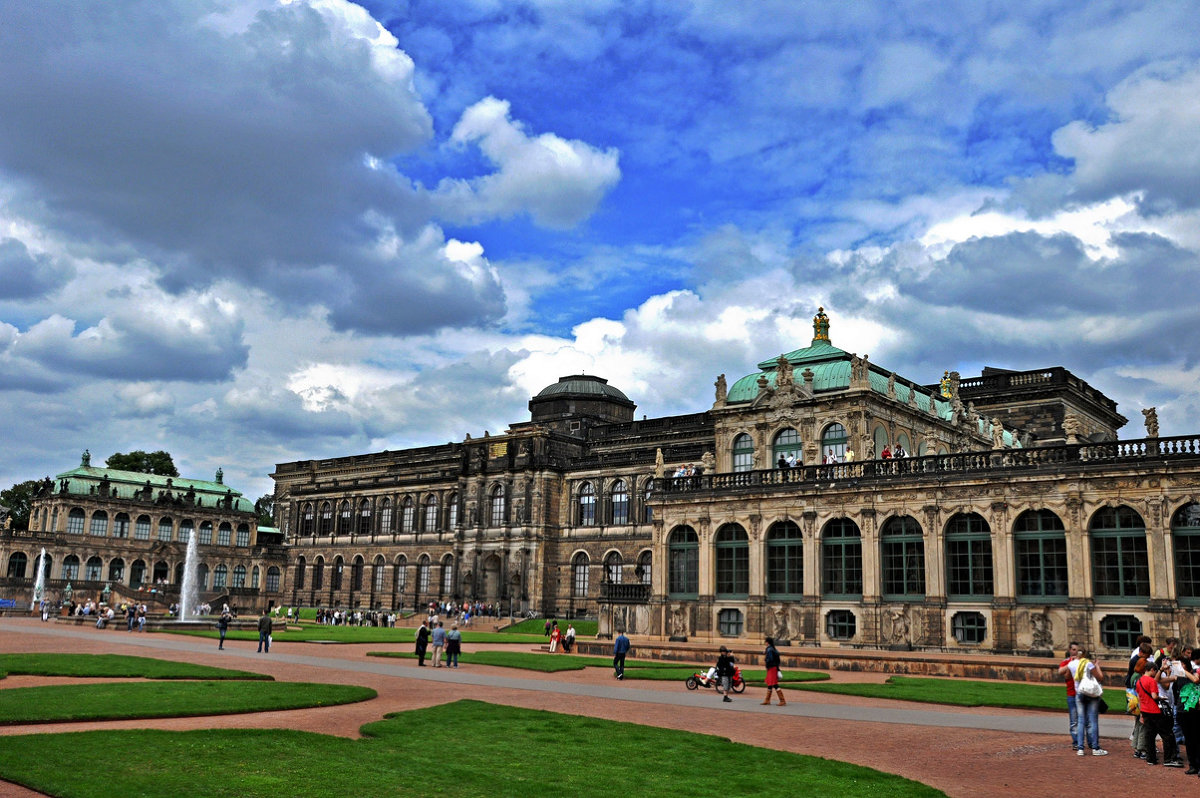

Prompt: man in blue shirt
[{"left": 613, "top": 629, "right": 631, "bottom": 679}]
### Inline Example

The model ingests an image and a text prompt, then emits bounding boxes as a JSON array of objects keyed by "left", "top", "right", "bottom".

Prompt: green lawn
[
  {"left": 0, "top": 700, "right": 944, "bottom": 798},
  {"left": 366, "top": 650, "right": 829, "bottom": 682},
  {"left": 165, "top": 625, "right": 546, "bottom": 645},
  {"left": 786, "top": 675, "right": 1067, "bottom": 711},
  {"left": 503, "top": 618, "right": 598, "bottom": 636},
  {"left": 0, "top": 681, "right": 376, "bottom": 725},
  {"left": 0, "top": 653, "right": 270, "bottom": 681}
]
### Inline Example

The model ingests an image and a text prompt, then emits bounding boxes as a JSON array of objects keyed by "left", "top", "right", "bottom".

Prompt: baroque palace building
[
  {"left": 1, "top": 452, "right": 286, "bottom": 612},
  {"left": 270, "top": 308, "right": 1200, "bottom": 656}
]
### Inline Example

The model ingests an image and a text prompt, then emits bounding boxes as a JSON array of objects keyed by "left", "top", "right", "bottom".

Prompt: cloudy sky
[{"left": 3, "top": 0, "right": 1199, "bottom": 499}]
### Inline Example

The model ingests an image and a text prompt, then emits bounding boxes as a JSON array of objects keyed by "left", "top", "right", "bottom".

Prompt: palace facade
[
  {"left": 270, "top": 309, "right": 1200, "bottom": 655},
  {"left": 1, "top": 453, "right": 286, "bottom": 612}
]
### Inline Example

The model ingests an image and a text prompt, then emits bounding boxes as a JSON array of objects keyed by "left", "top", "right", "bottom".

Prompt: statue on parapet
[
  {"left": 1142, "top": 407, "right": 1159, "bottom": 438},
  {"left": 713, "top": 373, "right": 727, "bottom": 405}
]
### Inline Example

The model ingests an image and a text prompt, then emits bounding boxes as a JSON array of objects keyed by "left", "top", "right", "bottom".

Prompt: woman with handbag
[
  {"left": 1176, "top": 653, "right": 1200, "bottom": 775},
  {"left": 1064, "top": 648, "right": 1108, "bottom": 756}
]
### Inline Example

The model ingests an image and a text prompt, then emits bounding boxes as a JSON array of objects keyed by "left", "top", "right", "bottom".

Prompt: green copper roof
[
  {"left": 52, "top": 465, "right": 253, "bottom": 512},
  {"left": 756, "top": 338, "right": 850, "bottom": 370},
  {"left": 534, "top": 375, "right": 633, "bottom": 404}
]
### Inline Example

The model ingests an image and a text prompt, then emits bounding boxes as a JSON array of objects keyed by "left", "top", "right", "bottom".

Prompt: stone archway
[{"left": 483, "top": 554, "right": 502, "bottom": 603}]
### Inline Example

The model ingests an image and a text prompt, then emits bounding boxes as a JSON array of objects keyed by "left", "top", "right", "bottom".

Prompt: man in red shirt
[
  {"left": 1138, "top": 657, "right": 1184, "bottom": 766},
  {"left": 1060, "top": 642, "right": 1081, "bottom": 750}
]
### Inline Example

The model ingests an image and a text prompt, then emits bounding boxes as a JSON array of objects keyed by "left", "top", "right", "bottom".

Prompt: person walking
[
  {"left": 715, "top": 646, "right": 737, "bottom": 703},
  {"left": 256, "top": 608, "right": 272, "bottom": 654},
  {"left": 218, "top": 609, "right": 231, "bottom": 650},
  {"left": 446, "top": 624, "right": 462, "bottom": 668},
  {"left": 431, "top": 621, "right": 447, "bottom": 667},
  {"left": 613, "top": 629, "right": 630, "bottom": 679},
  {"left": 761, "top": 636, "right": 786, "bottom": 706},
  {"left": 414, "top": 620, "right": 430, "bottom": 666}
]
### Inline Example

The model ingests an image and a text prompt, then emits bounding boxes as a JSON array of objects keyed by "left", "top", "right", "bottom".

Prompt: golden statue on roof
[
  {"left": 812, "top": 306, "right": 830, "bottom": 343},
  {"left": 940, "top": 370, "right": 952, "bottom": 398}
]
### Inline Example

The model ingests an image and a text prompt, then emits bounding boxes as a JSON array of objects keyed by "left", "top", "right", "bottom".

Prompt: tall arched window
[
  {"left": 113, "top": 513, "right": 130, "bottom": 538},
  {"left": 872, "top": 426, "right": 888, "bottom": 459},
  {"left": 642, "top": 481, "right": 653, "bottom": 523},
  {"left": 394, "top": 557, "right": 408, "bottom": 593},
  {"left": 179, "top": 519, "right": 194, "bottom": 543},
  {"left": 6, "top": 552, "right": 27, "bottom": 579},
  {"left": 134, "top": 515, "right": 151, "bottom": 540},
  {"left": 67, "top": 508, "right": 85, "bottom": 535},
  {"left": 108, "top": 558, "right": 125, "bottom": 582},
  {"left": 296, "top": 556, "right": 307, "bottom": 589},
  {"left": 62, "top": 555, "right": 80, "bottom": 580},
  {"left": 417, "top": 555, "right": 430, "bottom": 594},
  {"left": 1091, "top": 505, "right": 1149, "bottom": 600},
  {"left": 198, "top": 563, "right": 209, "bottom": 590},
  {"left": 379, "top": 498, "right": 392, "bottom": 536},
  {"left": 667, "top": 526, "right": 699, "bottom": 597},
  {"left": 441, "top": 555, "right": 454, "bottom": 596},
  {"left": 198, "top": 521, "right": 213, "bottom": 545},
  {"left": 331, "top": 556, "right": 344, "bottom": 591},
  {"left": 772, "top": 428, "right": 802, "bottom": 465},
  {"left": 85, "top": 556, "right": 102, "bottom": 581},
  {"left": 572, "top": 552, "right": 590, "bottom": 598},
  {"left": 358, "top": 499, "right": 373, "bottom": 536},
  {"left": 611, "top": 480, "right": 629, "bottom": 525},
  {"left": 302, "top": 503, "right": 315, "bottom": 537},
  {"left": 217, "top": 522, "right": 232, "bottom": 546},
  {"left": 1173, "top": 503, "right": 1200, "bottom": 602},
  {"left": 351, "top": 556, "right": 364, "bottom": 591},
  {"left": 767, "top": 521, "right": 804, "bottom": 597},
  {"left": 880, "top": 515, "right": 925, "bottom": 599},
  {"left": 266, "top": 566, "right": 281, "bottom": 592},
  {"left": 732, "top": 433, "right": 755, "bottom": 472},
  {"left": 578, "top": 482, "right": 596, "bottom": 526},
  {"left": 373, "top": 556, "right": 386, "bottom": 592},
  {"left": 236, "top": 524, "right": 250, "bottom": 547},
  {"left": 424, "top": 495, "right": 439, "bottom": 531},
  {"left": 232, "top": 564, "right": 247, "bottom": 588},
  {"left": 822, "top": 518, "right": 862, "bottom": 598},
  {"left": 89, "top": 511, "right": 108, "bottom": 537},
  {"left": 821, "top": 423, "right": 848, "bottom": 463},
  {"left": 130, "top": 559, "right": 146, "bottom": 588},
  {"left": 1013, "top": 510, "right": 1065, "bottom": 596},
  {"left": 213, "top": 564, "right": 228, "bottom": 589},
  {"left": 158, "top": 516, "right": 173, "bottom": 541},
  {"left": 945, "top": 512, "right": 993, "bottom": 598},
  {"left": 604, "top": 551, "right": 623, "bottom": 584},
  {"left": 251, "top": 566, "right": 260, "bottom": 589},
  {"left": 715, "top": 523, "right": 749, "bottom": 597},
  {"left": 401, "top": 498, "right": 416, "bottom": 532},
  {"left": 312, "top": 557, "right": 324, "bottom": 590},
  {"left": 338, "top": 502, "right": 352, "bottom": 535},
  {"left": 319, "top": 503, "right": 333, "bottom": 537},
  {"left": 447, "top": 493, "right": 459, "bottom": 528},
  {"left": 490, "top": 485, "right": 507, "bottom": 526}
]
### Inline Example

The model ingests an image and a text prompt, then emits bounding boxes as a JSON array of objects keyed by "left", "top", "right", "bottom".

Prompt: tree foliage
[
  {"left": 105, "top": 450, "right": 179, "bottom": 477},
  {"left": 0, "top": 480, "right": 42, "bottom": 530},
  {"left": 254, "top": 494, "right": 275, "bottom": 527}
]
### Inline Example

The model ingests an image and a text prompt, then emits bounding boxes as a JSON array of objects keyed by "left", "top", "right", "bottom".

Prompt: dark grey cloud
[{"left": 0, "top": 239, "right": 74, "bottom": 300}]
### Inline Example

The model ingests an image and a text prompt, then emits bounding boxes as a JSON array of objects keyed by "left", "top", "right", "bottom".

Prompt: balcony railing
[
  {"left": 654, "top": 435, "right": 1200, "bottom": 496},
  {"left": 599, "top": 583, "right": 651, "bottom": 603}
]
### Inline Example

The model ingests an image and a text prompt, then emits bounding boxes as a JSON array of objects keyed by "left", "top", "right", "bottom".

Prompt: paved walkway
[{"left": 0, "top": 619, "right": 1160, "bottom": 798}]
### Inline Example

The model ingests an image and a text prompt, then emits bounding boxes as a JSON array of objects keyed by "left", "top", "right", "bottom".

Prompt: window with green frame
[
  {"left": 732, "top": 433, "right": 755, "bottom": 472},
  {"left": 766, "top": 521, "right": 803, "bottom": 597},
  {"left": 951, "top": 611, "right": 987, "bottom": 644},
  {"left": 821, "top": 518, "right": 862, "bottom": 598},
  {"left": 825, "top": 609, "right": 856, "bottom": 640},
  {"left": 1014, "top": 509, "right": 1068, "bottom": 601},
  {"left": 945, "top": 512, "right": 993, "bottom": 598},
  {"left": 880, "top": 515, "right": 925, "bottom": 599},
  {"left": 668, "top": 526, "right": 699, "bottom": 597},
  {"left": 1100, "top": 614, "right": 1142, "bottom": 650},
  {"left": 1172, "top": 503, "right": 1200, "bottom": 604},
  {"left": 714, "top": 524, "right": 749, "bottom": 597},
  {"left": 1090, "top": 505, "right": 1149, "bottom": 601},
  {"left": 718, "top": 608, "right": 744, "bottom": 636},
  {"left": 821, "top": 423, "right": 848, "bottom": 462},
  {"left": 772, "top": 428, "right": 802, "bottom": 465}
]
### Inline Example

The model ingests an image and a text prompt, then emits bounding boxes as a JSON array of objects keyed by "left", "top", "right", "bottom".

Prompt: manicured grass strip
[
  {"left": 0, "top": 681, "right": 375, "bottom": 725},
  {"left": 0, "top": 653, "right": 271, "bottom": 681},
  {"left": 0, "top": 700, "right": 944, "bottom": 798},
  {"left": 785, "top": 675, "right": 1066, "bottom": 710},
  {"left": 166, "top": 626, "right": 546, "bottom": 645},
  {"left": 503, "top": 618, "right": 598, "bottom": 636}
]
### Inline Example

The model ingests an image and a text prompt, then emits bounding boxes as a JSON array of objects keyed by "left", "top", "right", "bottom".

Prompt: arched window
[
  {"left": 767, "top": 520, "right": 804, "bottom": 597},
  {"left": 89, "top": 511, "right": 108, "bottom": 537},
  {"left": 896, "top": 432, "right": 911, "bottom": 454},
  {"left": 266, "top": 566, "right": 281, "bottom": 592},
  {"left": 822, "top": 518, "right": 862, "bottom": 598},
  {"left": 339, "top": 502, "right": 352, "bottom": 535},
  {"left": 134, "top": 515, "right": 151, "bottom": 540},
  {"left": 130, "top": 559, "right": 146, "bottom": 588},
  {"left": 441, "top": 555, "right": 454, "bottom": 596},
  {"left": 880, "top": 515, "right": 925, "bottom": 599},
  {"left": 62, "top": 555, "right": 80, "bottom": 580},
  {"left": 158, "top": 516, "right": 173, "bottom": 541},
  {"left": 490, "top": 485, "right": 506, "bottom": 527},
  {"left": 113, "top": 513, "right": 130, "bottom": 538},
  {"left": 212, "top": 564, "right": 228, "bottom": 589},
  {"left": 642, "top": 481, "right": 654, "bottom": 523},
  {"left": 732, "top": 433, "right": 755, "bottom": 472},
  {"left": 6, "top": 552, "right": 27, "bottom": 579},
  {"left": 611, "top": 480, "right": 629, "bottom": 525},
  {"left": 772, "top": 428, "right": 802, "bottom": 465},
  {"left": 715, "top": 524, "right": 749, "bottom": 597},
  {"left": 873, "top": 426, "right": 888, "bottom": 459},
  {"left": 232, "top": 565, "right": 246, "bottom": 588},
  {"left": 394, "top": 557, "right": 408, "bottom": 593},
  {"left": 379, "top": 498, "right": 392, "bottom": 536},
  {"left": 604, "top": 551, "right": 623, "bottom": 585},
  {"left": 251, "top": 566, "right": 260, "bottom": 589},
  {"left": 152, "top": 560, "right": 168, "bottom": 583},
  {"left": 668, "top": 526, "right": 699, "bottom": 597},
  {"left": 359, "top": 499, "right": 373, "bottom": 536},
  {"left": 1014, "top": 510, "right": 1067, "bottom": 600},
  {"left": 295, "top": 556, "right": 307, "bottom": 589},
  {"left": 1173, "top": 503, "right": 1200, "bottom": 602},
  {"left": 302, "top": 503, "right": 315, "bottom": 537},
  {"left": 85, "top": 556, "right": 102, "bottom": 581},
  {"left": 319, "top": 502, "right": 333, "bottom": 537},
  {"left": 331, "top": 556, "right": 344, "bottom": 591},
  {"left": 67, "top": 508, "right": 85, "bottom": 535},
  {"left": 945, "top": 513, "right": 993, "bottom": 598},
  {"left": 108, "top": 558, "right": 125, "bottom": 582},
  {"left": 179, "top": 519, "right": 193, "bottom": 542},
  {"left": 217, "top": 522, "right": 232, "bottom": 546},
  {"left": 312, "top": 557, "right": 324, "bottom": 590},
  {"left": 572, "top": 552, "right": 590, "bottom": 597},
  {"left": 637, "top": 550, "right": 652, "bottom": 585},
  {"left": 1091, "top": 505, "right": 1149, "bottom": 600},
  {"left": 424, "top": 495, "right": 439, "bottom": 531},
  {"left": 373, "top": 556, "right": 386, "bottom": 592},
  {"left": 417, "top": 555, "right": 430, "bottom": 594},
  {"left": 352, "top": 556, "right": 364, "bottom": 591},
  {"left": 821, "top": 423, "right": 848, "bottom": 463},
  {"left": 198, "top": 521, "right": 213, "bottom": 545},
  {"left": 402, "top": 498, "right": 416, "bottom": 533},
  {"left": 578, "top": 482, "right": 596, "bottom": 526},
  {"left": 236, "top": 524, "right": 250, "bottom": 547},
  {"left": 198, "top": 563, "right": 209, "bottom": 590},
  {"left": 447, "top": 493, "right": 459, "bottom": 528}
]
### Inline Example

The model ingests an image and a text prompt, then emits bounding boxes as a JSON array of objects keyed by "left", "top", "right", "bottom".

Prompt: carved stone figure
[
  {"left": 771, "top": 604, "right": 800, "bottom": 642},
  {"left": 939, "top": 371, "right": 952, "bottom": 398},
  {"left": 670, "top": 604, "right": 689, "bottom": 638},
  {"left": 775, "top": 355, "right": 794, "bottom": 388},
  {"left": 1030, "top": 612, "right": 1053, "bottom": 650},
  {"left": 654, "top": 448, "right": 665, "bottom": 478},
  {"left": 992, "top": 418, "right": 1004, "bottom": 449},
  {"left": 1143, "top": 407, "right": 1159, "bottom": 438},
  {"left": 850, "top": 355, "right": 865, "bottom": 381},
  {"left": 714, "top": 373, "right": 727, "bottom": 404},
  {"left": 701, "top": 450, "right": 715, "bottom": 472},
  {"left": 887, "top": 606, "right": 911, "bottom": 646},
  {"left": 1063, "top": 414, "right": 1083, "bottom": 442},
  {"left": 887, "top": 372, "right": 896, "bottom": 397}
]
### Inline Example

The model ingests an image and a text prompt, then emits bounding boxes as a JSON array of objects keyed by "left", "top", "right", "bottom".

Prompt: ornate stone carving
[
  {"left": 1030, "top": 611, "right": 1053, "bottom": 650},
  {"left": 670, "top": 603, "right": 690, "bottom": 638},
  {"left": 1143, "top": 407, "right": 1159, "bottom": 438},
  {"left": 770, "top": 604, "right": 801, "bottom": 642},
  {"left": 887, "top": 606, "right": 911, "bottom": 646}
]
